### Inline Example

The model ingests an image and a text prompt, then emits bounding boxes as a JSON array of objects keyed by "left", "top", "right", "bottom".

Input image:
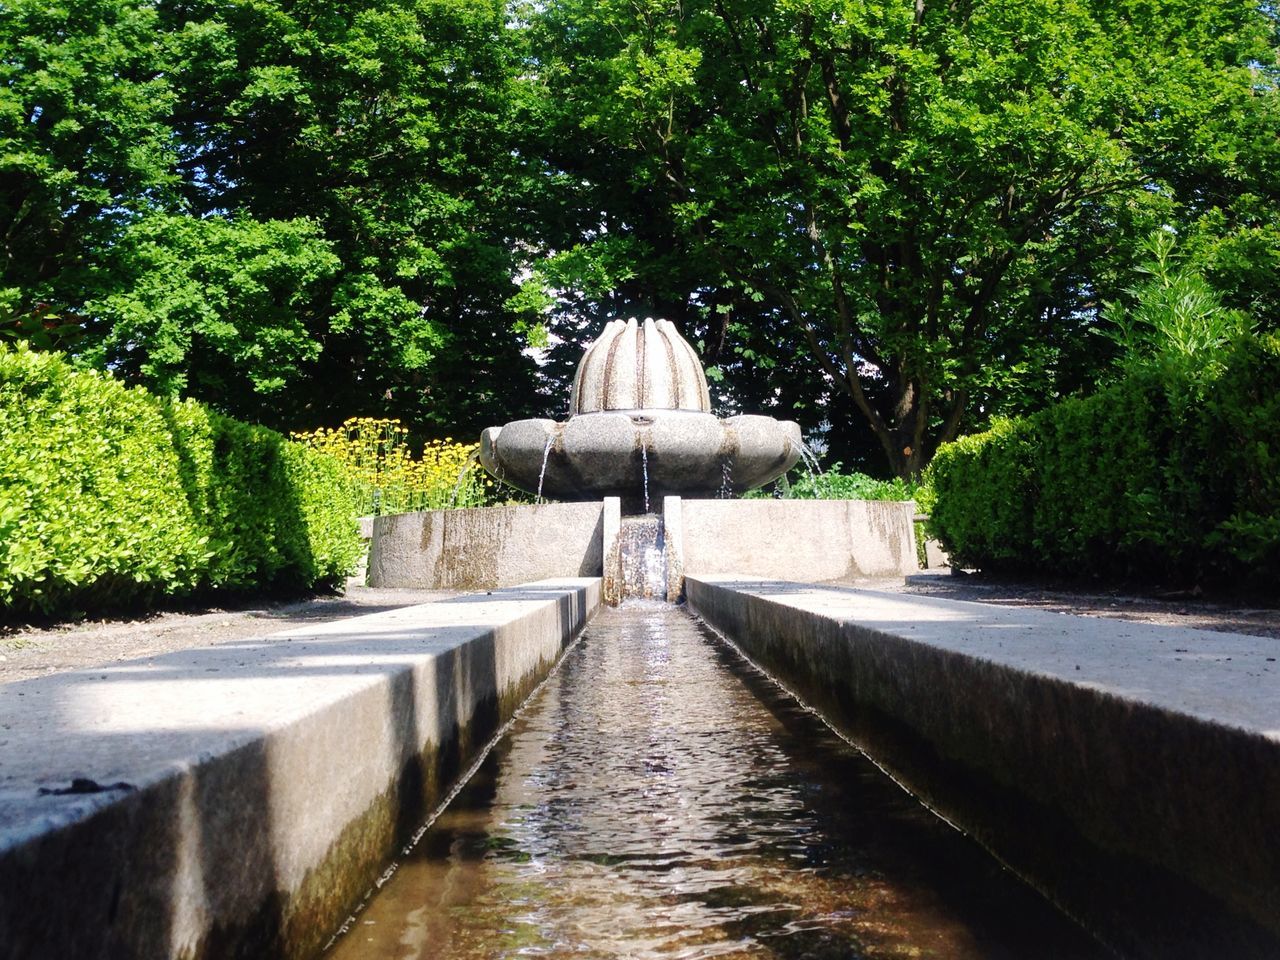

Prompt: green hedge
[
  {"left": 0, "top": 344, "right": 363, "bottom": 617},
  {"left": 926, "top": 334, "right": 1280, "bottom": 589}
]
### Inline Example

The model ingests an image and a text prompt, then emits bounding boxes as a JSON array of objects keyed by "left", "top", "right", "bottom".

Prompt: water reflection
[{"left": 329, "top": 602, "right": 1105, "bottom": 959}]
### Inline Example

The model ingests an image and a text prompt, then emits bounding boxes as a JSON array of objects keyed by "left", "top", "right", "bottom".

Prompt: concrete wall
[
  {"left": 0, "top": 580, "right": 600, "bottom": 960},
  {"left": 369, "top": 503, "right": 605, "bottom": 589},
  {"left": 685, "top": 575, "right": 1280, "bottom": 958},
  {"left": 369, "top": 498, "right": 918, "bottom": 601},
  {"left": 672, "top": 499, "right": 917, "bottom": 591}
]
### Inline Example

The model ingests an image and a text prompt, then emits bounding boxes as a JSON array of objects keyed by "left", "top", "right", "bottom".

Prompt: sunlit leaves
[
  {"left": 2, "top": 0, "right": 541, "bottom": 434},
  {"left": 530, "top": 0, "right": 1280, "bottom": 476},
  {"left": 83, "top": 215, "right": 340, "bottom": 405}
]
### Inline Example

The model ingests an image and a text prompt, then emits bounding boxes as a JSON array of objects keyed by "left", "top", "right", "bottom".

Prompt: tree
[
  {"left": 157, "top": 0, "right": 541, "bottom": 431},
  {"left": 2, "top": 0, "right": 543, "bottom": 436},
  {"left": 82, "top": 215, "right": 340, "bottom": 415},
  {"left": 0, "top": 0, "right": 176, "bottom": 325},
  {"left": 524, "top": 0, "right": 1280, "bottom": 477}
]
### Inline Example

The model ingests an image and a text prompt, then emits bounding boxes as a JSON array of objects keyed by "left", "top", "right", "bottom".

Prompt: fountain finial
[{"left": 569, "top": 318, "right": 711, "bottom": 415}]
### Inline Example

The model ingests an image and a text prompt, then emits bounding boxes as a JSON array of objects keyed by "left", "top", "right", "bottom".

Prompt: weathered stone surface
[
  {"left": 662, "top": 496, "right": 684, "bottom": 603},
  {"left": 482, "top": 411, "right": 801, "bottom": 505},
  {"left": 371, "top": 497, "right": 918, "bottom": 603},
  {"left": 0, "top": 580, "right": 600, "bottom": 960},
  {"left": 672, "top": 499, "right": 918, "bottom": 595},
  {"left": 685, "top": 575, "right": 1280, "bottom": 958},
  {"left": 601, "top": 497, "right": 623, "bottom": 606},
  {"left": 569, "top": 318, "right": 710, "bottom": 414},
  {"left": 368, "top": 503, "right": 604, "bottom": 589},
  {"left": 923, "top": 538, "right": 949, "bottom": 569}
]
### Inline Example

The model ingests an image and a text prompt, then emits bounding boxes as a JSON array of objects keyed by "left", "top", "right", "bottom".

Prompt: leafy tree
[
  {"left": 2, "top": 0, "right": 542, "bottom": 435},
  {"left": 0, "top": 0, "right": 176, "bottom": 325},
  {"left": 82, "top": 214, "right": 340, "bottom": 414},
  {"left": 158, "top": 0, "right": 541, "bottom": 431},
  {"left": 523, "top": 0, "right": 1280, "bottom": 477}
]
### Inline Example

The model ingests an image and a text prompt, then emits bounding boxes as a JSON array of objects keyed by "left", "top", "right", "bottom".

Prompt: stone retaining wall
[
  {"left": 369, "top": 504, "right": 605, "bottom": 589},
  {"left": 368, "top": 499, "right": 919, "bottom": 601},
  {"left": 666, "top": 498, "right": 918, "bottom": 600}
]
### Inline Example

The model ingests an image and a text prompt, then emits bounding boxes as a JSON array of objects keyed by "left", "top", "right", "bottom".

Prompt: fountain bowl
[{"left": 480, "top": 409, "right": 801, "bottom": 507}]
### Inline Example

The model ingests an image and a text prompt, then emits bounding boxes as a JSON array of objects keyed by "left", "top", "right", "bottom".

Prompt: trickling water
[
  {"left": 619, "top": 515, "right": 666, "bottom": 600},
  {"left": 718, "top": 457, "right": 735, "bottom": 498},
  {"left": 328, "top": 605, "right": 1106, "bottom": 960},
  {"left": 536, "top": 435, "right": 555, "bottom": 502},
  {"left": 641, "top": 443, "right": 651, "bottom": 513},
  {"left": 788, "top": 436, "right": 822, "bottom": 481}
]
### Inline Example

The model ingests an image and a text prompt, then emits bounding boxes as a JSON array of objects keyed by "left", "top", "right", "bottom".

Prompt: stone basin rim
[{"left": 491, "top": 410, "right": 802, "bottom": 427}]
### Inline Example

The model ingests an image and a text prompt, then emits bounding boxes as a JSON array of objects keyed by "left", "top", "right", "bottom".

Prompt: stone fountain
[
  {"left": 479, "top": 318, "right": 802, "bottom": 511},
  {"left": 370, "top": 315, "right": 916, "bottom": 604}
]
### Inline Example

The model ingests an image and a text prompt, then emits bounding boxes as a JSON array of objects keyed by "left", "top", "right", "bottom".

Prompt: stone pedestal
[{"left": 369, "top": 497, "right": 919, "bottom": 603}]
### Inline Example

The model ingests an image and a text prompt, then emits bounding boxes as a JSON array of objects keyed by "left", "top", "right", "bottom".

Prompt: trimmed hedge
[
  {"left": 0, "top": 344, "right": 363, "bottom": 617},
  {"left": 926, "top": 334, "right": 1280, "bottom": 589}
]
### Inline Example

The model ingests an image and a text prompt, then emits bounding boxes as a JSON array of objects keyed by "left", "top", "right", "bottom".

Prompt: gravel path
[{"left": 4, "top": 571, "right": 1277, "bottom": 686}]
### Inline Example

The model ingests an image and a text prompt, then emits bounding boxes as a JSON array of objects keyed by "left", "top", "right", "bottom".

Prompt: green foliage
[
  {"left": 1100, "top": 231, "right": 1254, "bottom": 383},
  {"left": 1, "top": 0, "right": 540, "bottom": 434},
  {"left": 84, "top": 214, "right": 341, "bottom": 409},
  {"left": 925, "top": 334, "right": 1280, "bottom": 589},
  {"left": 750, "top": 463, "right": 918, "bottom": 502},
  {"left": 154, "top": 0, "right": 540, "bottom": 431},
  {"left": 523, "top": 0, "right": 1280, "bottom": 477},
  {"left": 0, "top": 0, "right": 178, "bottom": 312},
  {"left": 921, "top": 419, "right": 1038, "bottom": 567},
  {"left": 0, "top": 344, "right": 362, "bottom": 618},
  {"left": 3, "top": 0, "right": 1280, "bottom": 467}
]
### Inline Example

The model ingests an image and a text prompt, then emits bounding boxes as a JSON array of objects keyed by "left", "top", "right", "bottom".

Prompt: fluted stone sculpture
[
  {"left": 568, "top": 317, "right": 711, "bottom": 414},
  {"left": 480, "top": 318, "right": 801, "bottom": 510}
]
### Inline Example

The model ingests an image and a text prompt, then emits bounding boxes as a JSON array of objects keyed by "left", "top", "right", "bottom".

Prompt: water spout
[
  {"left": 640, "top": 443, "right": 650, "bottom": 514},
  {"left": 536, "top": 434, "right": 555, "bottom": 502},
  {"left": 718, "top": 457, "right": 735, "bottom": 499},
  {"left": 789, "top": 436, "right": 821, "bottom": 480}
]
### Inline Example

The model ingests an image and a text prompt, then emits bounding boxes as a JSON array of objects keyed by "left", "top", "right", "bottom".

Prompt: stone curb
[
  {"left": 0, "top": 579, "right": 600, "bottom": 960},
  {"left": 685, "top": 575, "right": 1280, "bottom": 960}
]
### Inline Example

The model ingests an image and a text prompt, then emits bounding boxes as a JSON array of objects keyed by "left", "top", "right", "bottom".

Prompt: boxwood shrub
[
  {"left": 0, "top": 344, "right": 363, "bottom": 617},
  {"left": 925, "top": 334, "right": 1280, "bottom": 589}
]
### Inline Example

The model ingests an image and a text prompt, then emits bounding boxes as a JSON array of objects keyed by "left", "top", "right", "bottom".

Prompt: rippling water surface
[{"left": 329, "top": 603, "right": 1106, "bottom": 960}]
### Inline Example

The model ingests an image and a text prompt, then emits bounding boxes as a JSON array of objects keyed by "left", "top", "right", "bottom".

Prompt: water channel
[{"left": 329, "top": 603, "right": 1107, "bottom": 960}]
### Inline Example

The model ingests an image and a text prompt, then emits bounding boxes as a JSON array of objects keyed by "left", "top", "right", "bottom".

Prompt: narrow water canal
[{"left": 330, "top": 603, "right": 1107, "bottom": 959}]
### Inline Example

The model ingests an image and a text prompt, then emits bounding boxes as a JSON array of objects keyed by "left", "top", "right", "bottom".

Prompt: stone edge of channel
[
  {"left": 685, "top": 575, "right": 1280, "bottom": 959},
  {"left": 0, "top": 578, "right": 601, "bottom": 960}
]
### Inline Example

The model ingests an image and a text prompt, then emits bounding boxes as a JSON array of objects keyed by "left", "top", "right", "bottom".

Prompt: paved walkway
[
  {"left": 0, "top": 584, "right": 461, "bottom": 684},
  {"left": 6, "top": 574, "right": 1277, "bottom": 688}
]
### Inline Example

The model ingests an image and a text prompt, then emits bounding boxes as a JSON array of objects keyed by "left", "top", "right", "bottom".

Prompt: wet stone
[
  {"left": 618, "top": 516, "right": 666, "bottom": 600},
  {"left": 327, "top": 604, "right": 1107, "bottom": 960}
]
